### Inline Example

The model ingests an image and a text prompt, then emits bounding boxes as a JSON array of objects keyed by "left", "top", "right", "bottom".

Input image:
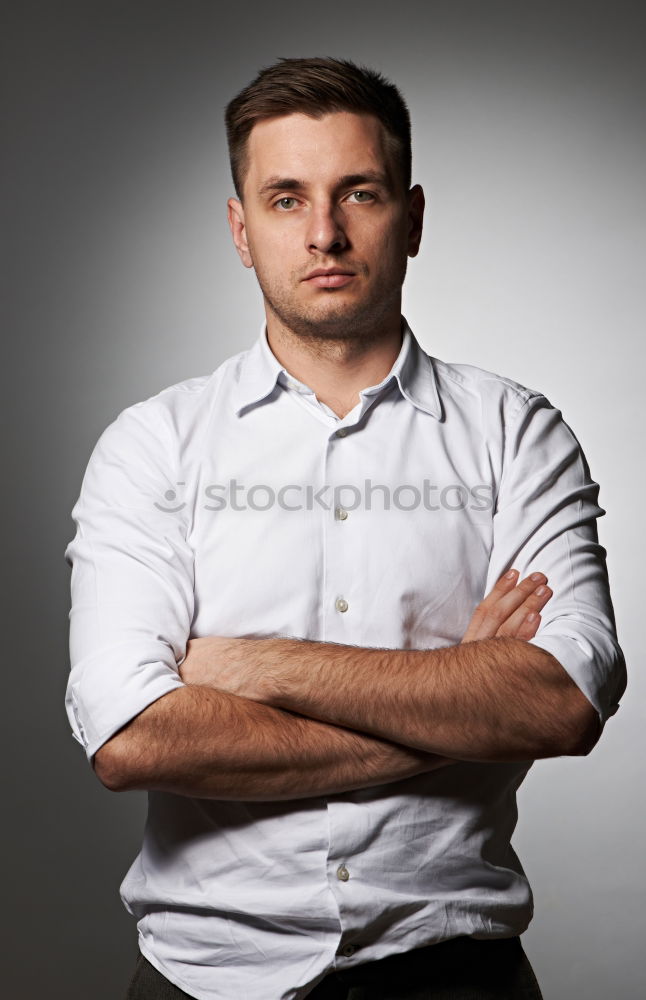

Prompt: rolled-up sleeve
[
  {"left": 485, "top": 392, "right": 626, "bottom": 727},
  {"left": 65, "top": 402, "right": 194, "bottom": 761}
]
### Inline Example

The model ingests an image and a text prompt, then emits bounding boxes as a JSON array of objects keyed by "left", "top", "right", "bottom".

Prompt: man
[{"left": 65, "top": 58, "right": 625, "bottom": 1000}]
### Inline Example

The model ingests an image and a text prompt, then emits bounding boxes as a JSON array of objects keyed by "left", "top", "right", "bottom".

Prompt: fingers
[
  {"left": 512, "top": 611, "right": 542, "bottom": 641},
  {"left": 462, "top": 569, "right": 552, "bottom": 643},
  {"left": 487, "top": 571, "right": 550, "bottom": 634},
  {"left": 496, "top": 582, "right": 552, "bottom": 638},
  {"left": 461, "top": 569, "right": 520, "bottom": 642},
  {"left": 480, "top": 567, "right": 524, "bottom": 606}
]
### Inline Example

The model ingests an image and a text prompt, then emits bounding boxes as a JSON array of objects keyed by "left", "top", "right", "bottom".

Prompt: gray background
[{"left": 2, "top": 1, "right": 644, "bottom": 997}]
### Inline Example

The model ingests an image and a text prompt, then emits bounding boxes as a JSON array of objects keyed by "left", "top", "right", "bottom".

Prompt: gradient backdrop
[{"left": 2, "top": 2, "right": 644, "bottom": 997}]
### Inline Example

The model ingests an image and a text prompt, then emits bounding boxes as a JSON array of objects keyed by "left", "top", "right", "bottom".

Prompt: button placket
[{"left": 324, "top": 424, "right": 366, "bottom": 641}]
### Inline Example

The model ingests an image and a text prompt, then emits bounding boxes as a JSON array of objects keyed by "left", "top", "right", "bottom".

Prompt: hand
[{"left": 461, "top": 569, "right": 552, "bottom": 644}]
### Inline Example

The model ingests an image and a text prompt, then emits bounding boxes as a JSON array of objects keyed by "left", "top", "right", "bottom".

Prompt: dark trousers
[{"left": 126, "top": 937, "right": 543, "bottom": 999}]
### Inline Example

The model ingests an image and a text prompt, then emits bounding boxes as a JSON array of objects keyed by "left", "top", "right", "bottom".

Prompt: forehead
[{"left": 244, "top": 111, "right": 395, "bottom": 189}]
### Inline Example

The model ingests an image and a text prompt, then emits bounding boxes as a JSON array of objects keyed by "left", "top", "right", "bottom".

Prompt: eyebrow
[
  {"left": 258, "top": 177, "right": 306, "bottom": 197},
  {"left": 257, "top": 171, "right": 393, "bottom": 197}
]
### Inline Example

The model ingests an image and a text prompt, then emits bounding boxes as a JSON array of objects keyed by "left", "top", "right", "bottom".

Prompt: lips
[{"left": 303, "top": 268, "right": 356, "bottom": 289}]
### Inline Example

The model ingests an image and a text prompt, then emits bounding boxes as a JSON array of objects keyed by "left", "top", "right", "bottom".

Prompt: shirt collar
[
  {"left": 232, "top": 318, "right": 442, "bottom": 419},
  {"left": 232, "top": 324, "right": 286, "bottom": 416}
]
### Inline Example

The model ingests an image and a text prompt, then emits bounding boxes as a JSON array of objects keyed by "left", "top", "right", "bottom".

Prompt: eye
[
  {"left": 275, "top": 197, "right": 299, "bottom": 211},
  {"left": 347, "top": 190, "right": 375, "bottom": 203}
]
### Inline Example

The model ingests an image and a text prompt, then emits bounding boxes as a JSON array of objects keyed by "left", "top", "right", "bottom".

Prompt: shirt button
[
  {"left": 341, "top": 944, "right": 356, "bottom": 957},
  {"left": 335, "top": 597, "right": 349, "bottom": 613},
  {"left": 336, "top": 427, "right": 348, "bottom": 438},
  {"left": 335, "top": 507, "right": 349, "bottom": 521},
  {"left": 336, "top": 864, "right": 350, "bottom": 881}
]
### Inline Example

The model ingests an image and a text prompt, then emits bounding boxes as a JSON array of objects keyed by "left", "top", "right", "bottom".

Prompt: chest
[{"left": 187, "top": 398, "right": 497, "bottom": 648}]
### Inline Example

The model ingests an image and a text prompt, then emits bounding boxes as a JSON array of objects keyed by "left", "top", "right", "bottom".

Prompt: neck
[{"left": 265, "top": 312, "right": 404, "bottom": 419}]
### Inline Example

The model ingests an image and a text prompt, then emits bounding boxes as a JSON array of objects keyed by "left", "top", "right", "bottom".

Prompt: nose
[{"left": 305, "top": 202, "right": 348, "bottom": 254}]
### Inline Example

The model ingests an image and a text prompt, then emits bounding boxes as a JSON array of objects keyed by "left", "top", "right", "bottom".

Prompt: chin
[
  {"left": 262, "top": 277, "right": 403, "bottom": 341},
  {"left": 286, "top": 308, "right": 379, "bottom": 341}
]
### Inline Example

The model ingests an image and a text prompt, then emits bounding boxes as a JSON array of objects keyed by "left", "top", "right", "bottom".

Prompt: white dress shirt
[{"left": 65, "top": 320, "right": 625, "bottom": 1000}]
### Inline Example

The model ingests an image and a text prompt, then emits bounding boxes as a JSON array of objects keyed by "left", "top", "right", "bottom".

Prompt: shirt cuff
[
  {"left": 65, "top": 639, "right": 186, "bottom": 761},
  {"left": 529, "top": 628, "right": 625, "bottom": 727}
]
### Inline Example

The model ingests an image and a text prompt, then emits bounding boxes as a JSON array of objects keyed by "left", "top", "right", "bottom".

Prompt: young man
[{"left": 65, "top": 58, "right": 625, "bottom": 1000}]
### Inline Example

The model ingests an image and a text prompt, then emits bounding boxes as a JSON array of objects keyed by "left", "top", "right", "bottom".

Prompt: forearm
[
  {"left": 93, "top": 684, "right": 451, "bottom": 800},
  {"left": 218, "top": 636, "right": 599, "bottom": 761}
]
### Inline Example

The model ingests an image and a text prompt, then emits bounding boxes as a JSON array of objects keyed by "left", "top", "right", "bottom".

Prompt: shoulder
[
  {"left": 73, "top": 348, "right": 253, "bottom": 508},
  {"left": 94, "top": 347, "right": 250, "bottom": 461},
  {"left": 427, "top": 357, "right": 578, "bottom": 473},
  {"left": 431, "top": 357, "right": 545, "bottom": 421}
]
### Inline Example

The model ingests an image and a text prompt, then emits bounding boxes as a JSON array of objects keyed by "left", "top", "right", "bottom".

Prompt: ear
[
  {"left": 227, "top": 198, "right": 254, "bottom": 269},
  {"left": 407, "top": 184, "right": 425, "bottom": 258}
]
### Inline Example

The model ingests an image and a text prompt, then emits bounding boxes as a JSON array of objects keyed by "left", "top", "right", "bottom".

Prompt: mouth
[{"left": 302, "top": 268, "right": 356, "bottom": 289}]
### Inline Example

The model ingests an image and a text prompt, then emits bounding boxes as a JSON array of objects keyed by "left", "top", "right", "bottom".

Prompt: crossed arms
[
  {"left": 94, "top": 569, "right": 600, "bottom": 800},
  {"left": 70, "top": 386, "right": 624, "bottom": 803}
]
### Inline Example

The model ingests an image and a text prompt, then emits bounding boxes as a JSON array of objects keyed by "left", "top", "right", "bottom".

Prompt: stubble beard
[{"left": 253, "top": 257, "right": 408, "bottom": 347}]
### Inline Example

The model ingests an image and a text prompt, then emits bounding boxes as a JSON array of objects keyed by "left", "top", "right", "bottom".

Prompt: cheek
[
  {"left": 248, "top": 225, "right": 299, "bottom": 271},
  {"left": 368, "top": 222, "right": 409, "bottom": 273},
  {"left": 359, "top": 211, "right": 407, "bottom": 250}
]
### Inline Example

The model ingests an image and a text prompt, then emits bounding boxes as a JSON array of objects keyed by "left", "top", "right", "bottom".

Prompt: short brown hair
[{"left": 225, "top": 57, "right": 412, "bottom": 198}]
